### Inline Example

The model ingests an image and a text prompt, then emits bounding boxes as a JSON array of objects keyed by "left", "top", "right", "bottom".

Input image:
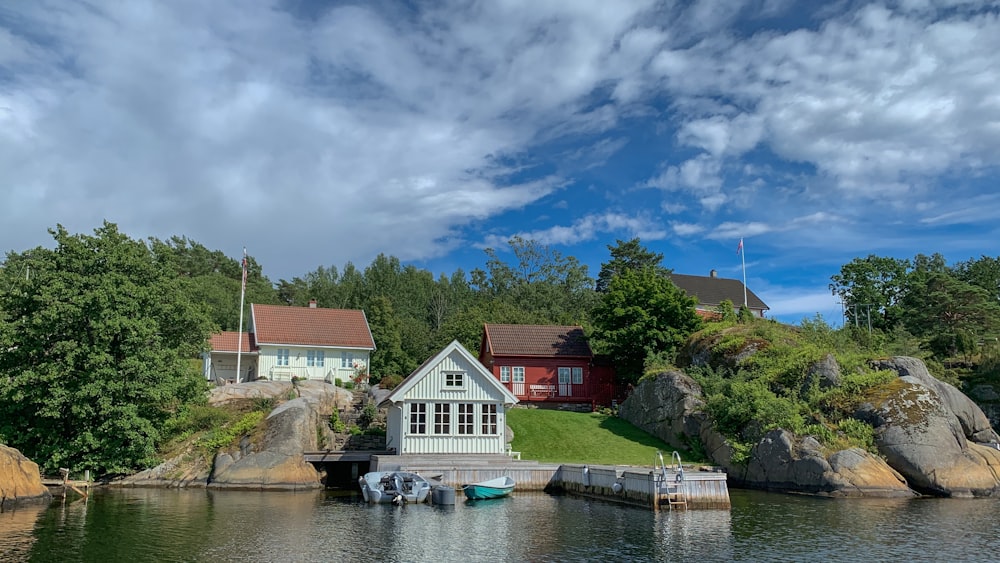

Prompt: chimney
[
  {"left": 710, "top": 269, "right": 718, "bottom": 278},
  {"left": 308, "top": 299, "right": 317, "bottom": 308}
]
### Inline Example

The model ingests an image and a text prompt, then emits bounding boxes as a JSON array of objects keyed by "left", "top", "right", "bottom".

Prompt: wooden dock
[
  {"left": 42, "top": 469, "right": 92, "bottom": 499},
  {"left": 355, "top": 453, "right": 731, "bottom": 510}
]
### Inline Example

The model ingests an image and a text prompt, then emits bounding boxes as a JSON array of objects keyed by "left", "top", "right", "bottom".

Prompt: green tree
[
  {"left": 596, "top": 238, "right": 667, "bottom": 293},
  {"left": 902, "top": 272, "right": 1000, "bottom": 359},
  {"left": 829, "top": 255, "right": 911, "bottom": 331},
  {"left": 592, "top": 266, "right": 702, "bottom": 383},
  {"left": 0, "top": 223, "right": 213, "bottom": 475},
  {"left": 954, "top": 255, "right": 1000, "bottom": 303}
]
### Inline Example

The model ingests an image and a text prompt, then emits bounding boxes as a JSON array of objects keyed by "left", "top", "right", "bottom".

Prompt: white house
[
  {"left": 379, "top": 340, "right": 519, "bottom": 455},
  {"left": 204, "top": 300, "right": 376, "bottom": 384}
]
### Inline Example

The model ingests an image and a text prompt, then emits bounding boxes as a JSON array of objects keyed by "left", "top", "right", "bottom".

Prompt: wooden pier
[
  {"left": 352, "top": 453, "right": 730, "bottom": 510},
  {"left": 42, "top": 468, "right": 91, "bottom": 499}
]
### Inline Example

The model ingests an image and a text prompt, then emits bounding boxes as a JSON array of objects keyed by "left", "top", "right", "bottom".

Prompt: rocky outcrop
[
  {"left": 855, "top": 374, "right": 1000, "bottom": 498},
  {"left": 209, "top": 380, "right": 352, "bottom": 412},
  {"left": 208, "top": 396, "right": 324, "bottom": 490},
  {"left": 0, "top": 444, "right": 51, "bottom": 507},
  {"left": 620, "top": 370, "right": 914, "bottom": 497},
  {"left": 737, "top": 429, "right": 914, "bottom": 497},
  {"left": 871, "top": 357, "right": 999, "bottom": 444},
  {"left": 619, "top": 370, "right": 708, "bottom": 449}
]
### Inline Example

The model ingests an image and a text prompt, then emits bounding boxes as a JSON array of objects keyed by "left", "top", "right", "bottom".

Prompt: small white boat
[{"left": 359, "top": 471, "right": 432, "bottom": 504}]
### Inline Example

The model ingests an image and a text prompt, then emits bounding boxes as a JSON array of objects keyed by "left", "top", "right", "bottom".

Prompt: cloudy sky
[{"left": 2, "top": 1, "right": 998, "bottom": 324}]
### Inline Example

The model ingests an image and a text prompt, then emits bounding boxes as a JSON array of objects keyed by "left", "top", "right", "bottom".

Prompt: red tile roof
[
  {"left": 250, "top": 304, "right": 375, "bottom": 350},
  {"left": 483, "top": 324, "right": 592, "bottom": 358},
  {"left": 209, "top": 331, "right": 257, "bottom": 353}
]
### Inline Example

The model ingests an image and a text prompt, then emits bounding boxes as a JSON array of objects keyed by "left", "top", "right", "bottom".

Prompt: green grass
[{"left": 507, "top": 408, "right": 702, "bottom": 466}]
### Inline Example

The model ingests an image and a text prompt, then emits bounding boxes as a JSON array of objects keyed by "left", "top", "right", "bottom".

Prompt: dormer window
[{"left": 444, "top": 372, "right": 464, "bottom": 388}]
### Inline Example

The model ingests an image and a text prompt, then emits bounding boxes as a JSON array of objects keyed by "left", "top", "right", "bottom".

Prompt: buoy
[{"left": 393, "top": 494, "right": 405, "bottom": 505}]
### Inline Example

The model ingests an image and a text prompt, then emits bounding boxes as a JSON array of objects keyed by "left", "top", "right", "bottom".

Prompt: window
[
  {"left": 558, "top": 367, "right": 571, "bottom": 384},
  {"left": 572, "top": 367, "right": 583, "bottom": 384},
  {"left": 341, "top": 352, "right": 355, "bottom": 368},
  {"left": 458, "top": 403, "right": 474, "bottom": 435},
  {"left": 445, "top": 372, "right": 464, "bottom": 388},
  {"left": 500, "top": 366, "right": 510, "bottom": 383},
  {"left": 512, "top": 367, "right": 525, "bottom": 383},
  {"left": 276, "top": 349, "right": 289, "bottom": 366},
  {"left": 434, "top": 404, "right": 451, "bottom": 434},
  {"left": 409, "top": 403, "right": 427, "bottom": 434},
  {"left": 307, "top": 350, "right": 325, "bottom": 367},
  {"left": 481, "top": 404, "right": 497, "bottom": 435}
]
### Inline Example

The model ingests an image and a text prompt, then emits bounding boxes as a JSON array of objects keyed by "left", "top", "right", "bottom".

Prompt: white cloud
[{"left": 481, "top": 212, "right": 667, "bottom": 248}]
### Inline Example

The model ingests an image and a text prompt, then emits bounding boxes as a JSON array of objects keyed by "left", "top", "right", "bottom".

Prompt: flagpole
[
  {"left": 235, "top": 247, "right": 247, "bottom": 384},
  {"left": 740, "top": 238, "right": 747, "bottom": 307}
]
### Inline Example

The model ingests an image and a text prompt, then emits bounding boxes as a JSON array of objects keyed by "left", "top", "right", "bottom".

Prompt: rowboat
[
  {"left": 359, "top": 471, "right": 432, "bottom": 504},
  {"left": 462, "top": 475, "right": 515, "bottom": 500}
]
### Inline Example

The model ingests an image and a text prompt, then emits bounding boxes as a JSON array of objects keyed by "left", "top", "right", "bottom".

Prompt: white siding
[
  {"left": 257, "top": 344, "right": 371, "bottom": 382},
  {"left": 392, "top": 348, "right": 511, "bottom": 455}
]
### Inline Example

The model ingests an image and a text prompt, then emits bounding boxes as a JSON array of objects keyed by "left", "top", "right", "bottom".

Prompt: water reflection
[{"left": 11, "top": 488, "right": 1000, "bottom": 562}]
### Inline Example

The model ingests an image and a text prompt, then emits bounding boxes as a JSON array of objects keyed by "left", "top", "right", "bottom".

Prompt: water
[{"left": 3, "top": 488, "right": 1000, "bottom": 562}]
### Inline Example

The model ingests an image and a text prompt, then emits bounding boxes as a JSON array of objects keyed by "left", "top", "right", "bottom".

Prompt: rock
[
  {"left": 871, "top": 357, "right": 999, "bottom": 444},
  {"left": 619, "top": 370, "right": 707, "bottom": 450},
  {"left": 800, "top": 354, "right": 841, "bottom": 397},
  {"left": 855, "top": 377, "right": 1000, "bottom": 497},
  {"left": 209, "top": 397, "right": 323, "bottom": 490},
  {"left": 737, "top": 429, "right": 914, "bottom": 497},
  {"left": 121, "top": 451, "right": 212, "bottom": 488},
  {"left": 0, "top": 444, "right": 51, "bottom": 507},
  {"left": 209, "top": 380, "right": 351, "bottom": 414}
]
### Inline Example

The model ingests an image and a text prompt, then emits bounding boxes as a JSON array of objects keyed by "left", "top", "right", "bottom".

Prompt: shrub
[
  {"left": 197, "top": 411, "right": 265, "bottom": 452},
  {"left": 330, "top": 409, "right": 346, "bottom": 433},
  {"left": 358, "top": 402, "right": 377, "bottom": 429},
  {"left": 379, "top": 375, "right": 404, "bottom": 390},
  {"left": 344, "top": 381, "right": 355, "bottom": 390},
  {"left": 334, "top": 378, "right": 344, "bottom": 387}
]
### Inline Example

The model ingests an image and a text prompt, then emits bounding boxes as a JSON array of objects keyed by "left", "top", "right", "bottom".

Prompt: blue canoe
[{"left": 462, "top": 475, "right": 515, "bottom": 500}]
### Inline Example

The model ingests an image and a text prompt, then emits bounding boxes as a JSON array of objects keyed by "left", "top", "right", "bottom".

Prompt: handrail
[{"left": 672, "top": 451, "right": 685, "bottom": 482}]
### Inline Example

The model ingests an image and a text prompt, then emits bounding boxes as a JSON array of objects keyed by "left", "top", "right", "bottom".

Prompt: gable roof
[
  {"left": 381, "top": 340, "right": 519, "bottom": 407},
  {"left": 250, "top": 304, "right": 375, "bottom": 350},
  {"left": 209, "top": 331, "right": 257, "bottom": 353},
  {"left": 482, "top": 324, "right": 592, "bottom": 358},
  {"left": 667, "top": 273, "right": 769, "bottom": 312}
]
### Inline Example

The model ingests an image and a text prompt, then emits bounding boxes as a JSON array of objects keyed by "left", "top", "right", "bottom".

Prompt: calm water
[{"left": 3, "top": 488, "right": 1000, "bottom": 562}]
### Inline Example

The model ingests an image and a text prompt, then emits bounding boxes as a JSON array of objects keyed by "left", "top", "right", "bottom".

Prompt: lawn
[{"left": 507, "top": 408, "right": 703, "bottom": 466}]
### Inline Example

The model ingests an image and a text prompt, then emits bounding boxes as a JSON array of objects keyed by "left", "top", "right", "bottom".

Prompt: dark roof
[
  {"left": 667, "top": 273, "right": 769, "bottom": 311},
  {"left": 482, "top": 324, "right": 593, "bottom": 357},
  {"left": 250, "top": 304, "right": 376, "bottom": 349},
  {"left": 209, "top": 331, "right": 257, "bottom": 353}
]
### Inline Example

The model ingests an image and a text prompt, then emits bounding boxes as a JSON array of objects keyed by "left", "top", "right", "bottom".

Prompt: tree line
[
  {"left": 0, "top": 223, "right": 699, "bottom": 474},
  {"left": 830, "top": 253, "right": 1000, "bottom": 359}
]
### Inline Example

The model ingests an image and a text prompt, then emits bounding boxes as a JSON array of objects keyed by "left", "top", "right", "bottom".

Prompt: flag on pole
[
  {"left": 737, "top": 238, "right": 744, "bottom": 255},
  {"left": 241, "top": 247, "right": 248, "bottom": 291}
]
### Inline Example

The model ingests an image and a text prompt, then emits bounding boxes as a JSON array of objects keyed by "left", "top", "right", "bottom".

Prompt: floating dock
[{"left": 358, "top": 452, "right": 730, "bottom": 510}]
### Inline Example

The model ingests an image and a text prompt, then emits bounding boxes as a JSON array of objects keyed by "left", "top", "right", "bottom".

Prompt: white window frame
[
  {"left": 409, "top": 403, "right": 427, "bottom": 434},
  {"left": 558, "top": 367, "right": 571, "bottom": 384},
  {"left": 572, "top": 367, "right": 583, "bottom": 384},
  {"left": 276, "top": 348, "right": 289, "bottom": 366},
  {"left": 433, "top": 403, "right": 451, "bottom": 434},
  {"left": 512, "top": 367, "right": 525, "bottom": 383},
  {"left": 457, "top": 403, "right": 474, "bottom": 435},
  {"left": 444, "top": 372, "right": 465, "bottom": 388},
  {"left": 341, "top": 352, "right": 355, "bottom": 368},
  {"left": 500, "top": 366, "right": 511, "bottom": 383},
  {"left": 481, "top": 404, "right": 498, "bottom": 435},
  {"left": 307, "top": 350, "right": 325, "bottom": 367}
]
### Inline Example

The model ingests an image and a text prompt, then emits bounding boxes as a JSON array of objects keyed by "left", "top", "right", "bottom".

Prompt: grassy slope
[{"left": 507, "top": 408, "right": 700, "bottom": 466}]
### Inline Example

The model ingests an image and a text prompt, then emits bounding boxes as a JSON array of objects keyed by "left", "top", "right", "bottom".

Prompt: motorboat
[{"left": 359, "top": 471, "right": 432, "bottom": 504}]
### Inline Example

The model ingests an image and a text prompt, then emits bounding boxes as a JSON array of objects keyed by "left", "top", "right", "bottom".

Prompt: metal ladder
[{"left": 655, "top": 450, "right": 688, "bottom": 509}]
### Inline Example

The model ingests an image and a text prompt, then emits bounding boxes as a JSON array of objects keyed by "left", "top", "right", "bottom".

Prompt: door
[
  {"left": 512, "top": 367, "right": 525, "bottom": 397},
  {"left": 558, "top": 367, "right": 571, "bottom": 397}
]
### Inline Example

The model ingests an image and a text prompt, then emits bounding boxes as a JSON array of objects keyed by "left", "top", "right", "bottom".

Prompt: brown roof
[
  {"left": 209, "top": 331, "right": 257, "bottom": 353},
  {"left": 250, "top": 304, "right": 375, "bottom": 350},
  {"left": 483, "top": 324, "right": 592, "bottom": 358},
  {"left": 667, "top": 273, "right": 769, "bottom": 312}
]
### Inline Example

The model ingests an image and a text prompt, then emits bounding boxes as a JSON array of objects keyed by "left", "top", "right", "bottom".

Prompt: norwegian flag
[
  {"left": 241, "top": 247, "right": 248, "bottom": 291},
  {"left": 736, "top": 238, "right": 744, "bottom": 255}
]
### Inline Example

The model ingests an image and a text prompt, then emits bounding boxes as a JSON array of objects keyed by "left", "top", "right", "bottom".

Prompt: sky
[{"left": 2, "top": 1, "right": 999, "bottom": 326}]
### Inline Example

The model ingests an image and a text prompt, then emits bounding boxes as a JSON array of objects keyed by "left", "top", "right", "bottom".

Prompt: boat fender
[
  {"left": 393, "top": 494, "right": 405, "bottom": 506},
  {"left": 612, "top": 482, "right": 624, "bottom": 494}
]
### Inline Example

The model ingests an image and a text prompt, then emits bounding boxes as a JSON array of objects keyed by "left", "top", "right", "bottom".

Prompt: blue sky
[{"left": 2, "top": 1, "right": 999, "bottom": 326}]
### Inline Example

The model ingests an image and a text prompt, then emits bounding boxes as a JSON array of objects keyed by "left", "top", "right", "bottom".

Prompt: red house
[{"left": 478, "top": 324, "right": 617, "bottom": 410}]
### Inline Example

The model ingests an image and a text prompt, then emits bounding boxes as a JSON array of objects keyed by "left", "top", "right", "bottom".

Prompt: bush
[
  {"left": 330, "top": 409, "right": 346, "bottom": 433},
  {"left": 197, "top": 411, "right": 265, "bottom": 452},
  {"left": 334, "top": 378, "right": 344, "bottom": 387},
  {"left": 358, "top": 402, "right": 377, "bottom": 429},
  {"left": 379, "top": 374, "right": 404, "bottom": 390},
  {"left": 344, "top": 381, "right": 355, "bottom": 390}
]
